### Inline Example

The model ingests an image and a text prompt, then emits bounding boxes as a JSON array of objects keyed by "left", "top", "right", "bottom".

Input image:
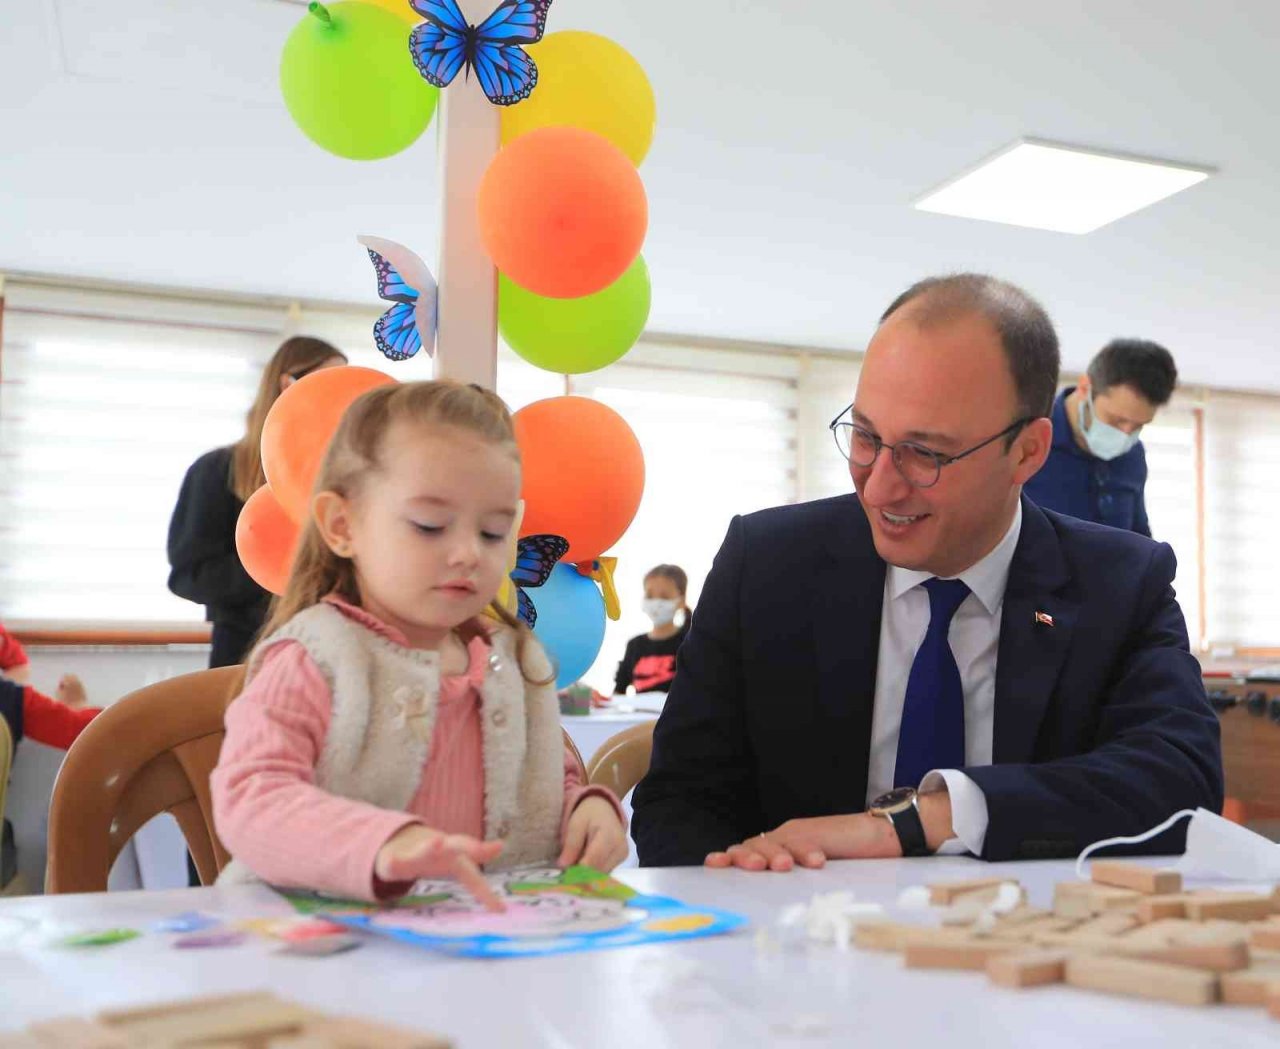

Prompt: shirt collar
[{"left": 887, "top": 499, "right": 1023, "bottom": 616}]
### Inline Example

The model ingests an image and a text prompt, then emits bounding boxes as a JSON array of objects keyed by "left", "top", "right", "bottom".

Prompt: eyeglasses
[{"left": 829, "top": 405, "right": 1033, "bottom": 489}]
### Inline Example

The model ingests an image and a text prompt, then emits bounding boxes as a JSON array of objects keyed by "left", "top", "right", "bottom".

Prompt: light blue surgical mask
[{"left": 1077, "top": 391, "right": 1141, "bottom": 461}]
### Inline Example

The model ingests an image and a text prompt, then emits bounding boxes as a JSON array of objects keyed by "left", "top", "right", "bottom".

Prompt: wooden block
[
  {"left": 1221, "top": 967, "right": 1280, "bottom": 1006},
  {"left": 993, "top": 906, "right": 1054, "bottom": 926},
  {"left": 1053, "top": 881, "right": 1141, "bottom": 918},
  {"left": 927, "top": 878, "right": 1009, "bottom": 905},
  {"left": 23, "top": 1021, "right": 127, "bottom": 1049},
  {"left": 853, "top": 921, "right": 916, "bottom": 952},
  {"left": 1090, "top": 861, "right": 1182, "bottom": 896},
  {"left": 273, "top": 1018, "right": 452, "bottom": 1048},
  {"left": 1053, "top": 881, "right": 1096, "bottom": 919},
  {"left": 1064, "top": 954, "right": 1219, "bottom": 1006},
  {"left": 1073, "top": 913, "right": 1140, "bottom": 938},
  {"left": 100, "top": 993, "right": 314, "bottom": 1045},
  {"left": 1270, "top": 983, "right": 1280, "bottom": 1020},
  {"left": 1184, "top": 893, "right": 1274, "bottom": 922},
  {"left": 1126, "top": 941, "right": 1250, "bottom": 973},
  {"left": 1250, "top": 923, "right": 1280, "bottom": 950},
  {"left": 904, "top": 939, "right": 1020, "bottom": 970},
  {"left": 1119, "top": 918, "right": 1199, "bottom": 947},
  {"left": 1138, "top": 895, "right": 1190, "bottom": 923},
  {"left": 986, "top": 950, "right": 1068, "bottom": 988},
  {"left": 984, "top": 916, "right": 1080, "bottom": 943}
]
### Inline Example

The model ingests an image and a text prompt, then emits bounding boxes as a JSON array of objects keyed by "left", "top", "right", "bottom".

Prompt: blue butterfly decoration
[
  {"left": 409, "top": 0, "right": 552, "bottom": 107},
  {"left": 357, "top": 235, "right": 438, "bottom": 363},
  {"left": 512, "top": 533, "right": 568, "bottom": 628}
]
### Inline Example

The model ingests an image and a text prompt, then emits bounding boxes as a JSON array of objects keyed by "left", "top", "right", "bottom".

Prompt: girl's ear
[{"left": 313, "top": 490, "right": 356, "bottom": 559}]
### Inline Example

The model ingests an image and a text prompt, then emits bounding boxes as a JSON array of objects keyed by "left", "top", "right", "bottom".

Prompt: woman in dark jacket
[{"left": 167, "top": 336, "right": 347, "bottom": 667}]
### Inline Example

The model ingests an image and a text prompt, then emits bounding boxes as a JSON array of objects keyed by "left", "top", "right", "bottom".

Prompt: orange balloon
[
  {"left": 514, "top": 397, "right": 644, "bottom": 561},
  {"left": 478, "top": 126, "right": 647, "bottom": 299},
  {"left": 235, "top": 485, "right": 301, "bottom": 596},
  {"left": 261, "top": 365, "right": 395, "bottom": 522}
]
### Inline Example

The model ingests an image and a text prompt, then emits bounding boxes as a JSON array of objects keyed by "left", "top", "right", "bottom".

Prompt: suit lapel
[
  {"left": 992, "top": 498, "right": 1078, "bottom": 764},
  {"left": 811, "top": 497, "right": 885, "bottom": 809}
]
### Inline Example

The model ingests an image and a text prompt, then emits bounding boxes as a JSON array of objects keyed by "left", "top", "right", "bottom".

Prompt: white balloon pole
[{"left": 433, "top": 0, "right": 501, "bottom": 390}]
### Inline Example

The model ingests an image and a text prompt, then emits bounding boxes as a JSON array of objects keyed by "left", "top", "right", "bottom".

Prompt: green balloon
[
  {"left": 280, "top": 2, "right": 438, "bottom": 161},
  {"left": 500, "top": 256, "right": 651, "bottom": 374}
]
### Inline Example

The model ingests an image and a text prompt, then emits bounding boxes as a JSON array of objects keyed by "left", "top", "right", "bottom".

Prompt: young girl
[
  {"left": 613, "top": 564, "right": 692, "bottom": 697},
  {"left": 211, "top": 381, "right": 628, "bottom": 905}
]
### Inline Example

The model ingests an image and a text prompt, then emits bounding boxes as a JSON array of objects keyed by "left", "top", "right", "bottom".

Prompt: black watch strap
[{"left": 887, "top": 801, "right": 930, "bottom": 857}]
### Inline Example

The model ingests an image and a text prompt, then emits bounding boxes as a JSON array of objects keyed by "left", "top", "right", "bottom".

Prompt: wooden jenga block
[
  {"left": 1183, "top": 893, "right": 1274, "bottom": 922},
  {"left": 1089, "top": 861, "right": 1182, "bottom": 896},
  {"left": 927, "top": 878, "right": 1009, "bottom": 905},
  {"left": 1053, "top": 881, "right": 1141, "bottom": 918},
  {"left": 22, "top": 1021, "right": 128, "bottom": 1049},
  {"left": 1138, "top": 895, "right": 1190, "bottom": 923},
  {"left": 984, "top": 916, "right": 1080, "bottom": 943},
  {"left": 1125, "top": 940, "right": 1250, "bottom": 973},
  {"left": 986, "top": 950, "right": 1068, "bottom": 988},
  {"left": 1073, "top": 913, "right": 1140, "bottom": 938},
  {"left": 1118, "top": 918, "right": 1199, "bottom": 947},
  {"left": 1250, "top": 921, "right": 1280, "bottom": 950},
  {"left": 853, "top": 921, "right": 916, "bottom": 951},
  {"left": 904, "top": 939, "right": 1020, "bottom": 970},
  {"left": 1221, "top": 966, "right": 1280, "bottom": 1006},
  {"left": 1270, "top": 983, "right": 1280, "bottom": 1020},
  {"left": 1064, "top": 954, "right": 1219, "bottom": 1006},
  {"left": 272, "top": 1018, "right": 452, "bottom": 1048}
]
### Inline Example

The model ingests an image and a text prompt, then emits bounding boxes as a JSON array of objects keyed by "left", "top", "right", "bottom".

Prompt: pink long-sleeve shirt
[{"left": 212, "top": 597, "right": 623, "bottom": 901}]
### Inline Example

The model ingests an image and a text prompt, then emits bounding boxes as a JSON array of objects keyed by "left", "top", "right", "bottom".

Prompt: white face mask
[
  {"left": 642, "top": 598, "right": 680, "bottom": 627},
  {"left": 1076, "top": 808, "right": 1280, "bottom": 882},
  {"left": 1077, "top": 390, "right": 1142, "bottom": 461}
]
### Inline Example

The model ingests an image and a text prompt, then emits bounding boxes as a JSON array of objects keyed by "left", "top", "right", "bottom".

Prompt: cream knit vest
[{"left": 219, "top": 603, "right": 563, "bottom": 886}]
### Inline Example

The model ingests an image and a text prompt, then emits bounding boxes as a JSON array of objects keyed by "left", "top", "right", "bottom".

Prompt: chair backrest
[
  {"left": 585, "top": 721, "right": 655, "bottom": 798},
  {"left": 46, "top": 663, "right": 593, "bottom": 893},
  {"left": 46, "top": 665, "right": 246, "bottom": 894}
]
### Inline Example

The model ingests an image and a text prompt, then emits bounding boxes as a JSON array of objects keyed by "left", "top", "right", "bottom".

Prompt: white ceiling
[{"left": 3, "top": 0, "right": 1278, "bottom": 391}]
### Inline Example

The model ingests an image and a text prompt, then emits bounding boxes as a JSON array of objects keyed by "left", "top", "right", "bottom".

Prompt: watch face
[{"left": 871, "top": 786, "right": 916, "bottom": 813}]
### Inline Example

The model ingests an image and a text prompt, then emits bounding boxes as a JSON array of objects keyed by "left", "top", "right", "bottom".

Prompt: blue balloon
[{"left": 532, "top": 563, "right": 606, "bottom": 689}]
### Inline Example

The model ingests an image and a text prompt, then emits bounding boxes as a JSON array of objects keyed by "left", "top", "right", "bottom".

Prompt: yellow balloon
[
  {"left": 358, "top": 0, "right": 419, "bottom": 25},
  {"left": 502, "top": 31, "right": 656, "bottom": 166}
]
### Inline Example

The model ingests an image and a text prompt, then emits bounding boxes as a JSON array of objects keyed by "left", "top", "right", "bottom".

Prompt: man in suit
[{"left": 632, "top": 274, "right": 1221, "bottom": 869}]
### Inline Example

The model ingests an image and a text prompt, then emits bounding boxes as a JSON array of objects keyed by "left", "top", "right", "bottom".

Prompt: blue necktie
[{"left": 894, "top": 577, "right": 970, "bottom": 788}]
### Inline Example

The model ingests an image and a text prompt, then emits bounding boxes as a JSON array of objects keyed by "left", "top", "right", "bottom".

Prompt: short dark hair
[
  {"left": 879, "top": 274, "right": 1061, "bottom": 420},
  {"left": 1087, "top": 339, "right": 1177, "bottom": 406}
]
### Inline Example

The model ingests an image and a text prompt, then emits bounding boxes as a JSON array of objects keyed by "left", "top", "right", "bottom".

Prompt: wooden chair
[
  {"left": 46, "top": 665, "right": 247, "bottom": 894},
  {"left": 46, "top": 664, "right": 592, "bottom": 894},
  {"left": 585, "top": 721, "right": 655, "bottom": 798}
]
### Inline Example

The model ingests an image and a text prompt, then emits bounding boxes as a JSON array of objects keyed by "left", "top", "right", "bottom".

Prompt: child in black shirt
[{"left": 613, "top": 565, "right": 692, "bottom": 696}]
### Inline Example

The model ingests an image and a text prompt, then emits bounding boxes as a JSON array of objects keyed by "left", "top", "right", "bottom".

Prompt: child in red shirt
[{"left": 0, "top": 622, "right": 99, "bottom": 748}]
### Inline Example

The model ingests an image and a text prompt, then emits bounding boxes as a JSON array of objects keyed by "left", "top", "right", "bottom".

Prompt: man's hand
[{"left": 703, "top": 792, "right": 956, "bottom": 871}]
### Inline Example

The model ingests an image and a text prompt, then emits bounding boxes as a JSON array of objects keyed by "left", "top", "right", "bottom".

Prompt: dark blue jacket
[
  {"left": 632, "top": 494, "right": 1222, "bottom": 865},
  {"left": 1024, "top": 388, "right": 1151, "bottom": 536}
]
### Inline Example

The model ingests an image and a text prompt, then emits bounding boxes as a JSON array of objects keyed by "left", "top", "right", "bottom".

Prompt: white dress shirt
[{"left": 864, "top": 501, "right": 1023, "bottom": 855}]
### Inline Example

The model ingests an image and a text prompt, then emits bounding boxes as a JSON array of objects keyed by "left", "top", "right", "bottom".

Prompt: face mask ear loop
[{"left": 1074, "top": 809, "right": 1197, "bottom": 881}]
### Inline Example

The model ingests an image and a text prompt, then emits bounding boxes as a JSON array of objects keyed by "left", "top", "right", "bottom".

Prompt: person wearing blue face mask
[{"left": 1024, "top": 339, "right": 1178, "bottom": 536}]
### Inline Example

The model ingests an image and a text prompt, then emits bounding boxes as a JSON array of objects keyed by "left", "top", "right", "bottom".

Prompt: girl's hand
[
  {"left": 558, "top": 796, "right": 629, "bottom": 872},
  {"left": 375, "top": 825, "right": 506, "bottom": 911}
]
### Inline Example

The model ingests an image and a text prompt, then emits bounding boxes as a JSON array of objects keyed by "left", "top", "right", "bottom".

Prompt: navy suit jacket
[{"left": 632, "top": 494, "right": 1223, "bottom": 866}]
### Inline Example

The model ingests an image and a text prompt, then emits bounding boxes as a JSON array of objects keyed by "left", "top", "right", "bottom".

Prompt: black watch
[{"left": 868, "top": 787, "right": 931, "bottom": 857}]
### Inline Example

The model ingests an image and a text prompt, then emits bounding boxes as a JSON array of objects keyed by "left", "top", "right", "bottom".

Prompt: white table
[{"left": 1, "top": 858, "right": 1274, "bottom": 1046}]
